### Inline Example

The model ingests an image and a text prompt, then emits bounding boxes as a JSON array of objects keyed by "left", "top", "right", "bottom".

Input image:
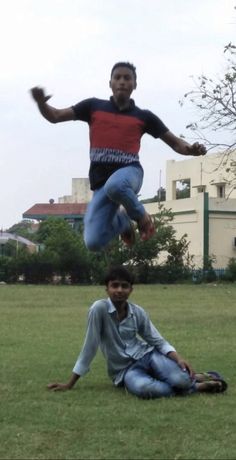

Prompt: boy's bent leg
[
  {"left": 104, "top": 165, "right": 145, "bottom": 222},
  {"left": 124, "top": 363, "right": 174, "bottom": 399},
  {"left": 84, "top": 187, "right": 129, "bottom": 251},
  {"left": 150, "top": 351, "right": 195, "bottom": 394},
  {"left": 104, "top": 166, "right": 155, "bottom": 241}
]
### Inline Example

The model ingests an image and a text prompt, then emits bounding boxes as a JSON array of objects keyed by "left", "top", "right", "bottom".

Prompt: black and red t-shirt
[{"left": 72, "top": 97, "right": 168, "bottom": 190}]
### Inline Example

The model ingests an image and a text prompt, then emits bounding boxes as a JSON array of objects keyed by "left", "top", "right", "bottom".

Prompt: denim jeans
[
  {"left": 84, "top": 164, "right": 145, "bottom": 251},
  {"left": 123, "top": 350, "right": 196, "bottom": 399}
]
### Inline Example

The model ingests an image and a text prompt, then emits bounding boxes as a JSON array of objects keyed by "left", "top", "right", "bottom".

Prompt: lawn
[{"left": 0, "top": 283, "right": 236, "bottom": 460}]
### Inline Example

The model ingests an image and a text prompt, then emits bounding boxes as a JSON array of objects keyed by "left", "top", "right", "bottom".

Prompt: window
[
  {"left": 175, "top": 179, "right": 191, "bottom": 199},
  {"left": 216, "top": 185, "right": 225, "bottom": 198},
  {"left": 197, "top": 186, "right": 205, "bottom": 193}
]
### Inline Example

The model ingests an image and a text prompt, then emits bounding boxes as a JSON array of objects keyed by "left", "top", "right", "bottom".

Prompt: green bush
[
  {"left": 225, "top": 257, "right": 236, "bottom": 281},
  {"left": 0, "top": 256, "right": 18, "bottom": 283}
]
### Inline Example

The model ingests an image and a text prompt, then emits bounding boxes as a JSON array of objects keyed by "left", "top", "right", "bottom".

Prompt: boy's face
[
  {"left": 106, "top": 279, "right": 133, "bottom": 305},
  {"left": 109, "top": 66, "right": 136, "bottom": 102}
]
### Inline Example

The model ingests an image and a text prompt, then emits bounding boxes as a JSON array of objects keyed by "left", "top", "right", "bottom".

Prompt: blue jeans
[
  {"left": 123, "top": 351, "right": 196, "bottom": 399},
  {"left": 84, "top": 165, "right": 145, "bottom": 251}
]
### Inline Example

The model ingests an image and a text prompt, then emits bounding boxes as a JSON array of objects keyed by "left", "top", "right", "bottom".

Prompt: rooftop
[{"left": 23, "top": 203, "right": 87, "bottom": 219}]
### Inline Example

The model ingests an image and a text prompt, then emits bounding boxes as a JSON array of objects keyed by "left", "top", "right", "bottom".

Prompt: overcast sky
[{"left": 0, "top": 0, "right": 235, "bottom": 229}]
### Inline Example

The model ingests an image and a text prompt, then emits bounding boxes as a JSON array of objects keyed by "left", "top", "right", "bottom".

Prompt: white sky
[{"left": 0, "top": 0, "right": 235, "bottom": 229}]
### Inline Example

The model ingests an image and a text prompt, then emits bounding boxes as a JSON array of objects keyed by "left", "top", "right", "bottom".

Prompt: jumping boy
[
  {"left": 47, "top": 265, "right": 227, "bottom": 398},
  {"left": 30, "top": 62, "right": 206, "bottom": 251}
]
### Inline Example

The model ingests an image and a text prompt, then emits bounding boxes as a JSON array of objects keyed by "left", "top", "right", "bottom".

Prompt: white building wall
[
  {"left": 58, "top": 195, "right": 73, "bottom": 204},
  {"left": 72, "top": 178, "right": 93, "bottom": 203},
  {"left": 145, "top": 183, "right": 236, "bottom": 269},
  {"left": 56, "top": 153, "right": 236, "bottom": 269},
  {"left": 58, "top": 178, "right": 93, "bottom": 204},
  {"left": 208, "top": 198, "right": 236, "bottom": 268},
  {"left": 145, "top": 195, "right": 205, "bottom": 267},
  {"left": 166, "top": 151, "right": 236, "bottom": 201}
]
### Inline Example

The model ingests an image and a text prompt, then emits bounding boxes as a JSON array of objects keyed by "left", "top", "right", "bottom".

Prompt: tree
[
  {"left": 0, "top": 256, "right": 19, "bottom": 283},
  {"left": 122, "top": 205, "right": 193, "bottom": 283},
  {"left": 1, "top": 210, "right": 193, "bottom": 284},
  {"left": 181, "top": 43, "right": 236, "bottom": 147},
  {"left": 81, "top": 205, "right": 193, "bottom": 284},
  {"left": 36, "top": 218, "right": 90, "bottom": 283},
  {"left": 180, "top": 42, "right": 236, "bottom": 194},
  {"left": 7, "top": 220, "right": 38, "bottom": 242},
  {"left": 16, "top": 251, "right": 57, "bottom": 284}
]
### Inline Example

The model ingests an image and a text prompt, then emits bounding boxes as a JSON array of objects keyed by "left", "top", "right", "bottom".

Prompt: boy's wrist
[{"left": 68, "top": 373, "right": 80, "bottom": 388}]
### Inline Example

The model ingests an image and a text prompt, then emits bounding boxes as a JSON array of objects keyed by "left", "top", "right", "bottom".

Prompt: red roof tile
[{"left": 23, "top": 203, "right": 87, "bottom": 217}]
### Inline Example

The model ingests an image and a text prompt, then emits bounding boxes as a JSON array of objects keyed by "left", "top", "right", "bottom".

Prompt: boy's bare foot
[{"left": 137, "top": 212, "right": 155, "bottom": 241}]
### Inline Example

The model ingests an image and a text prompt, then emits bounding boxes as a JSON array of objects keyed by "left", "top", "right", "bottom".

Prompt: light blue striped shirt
[{"left": 73, "top": 298, "right": 176, "bottom": 385}]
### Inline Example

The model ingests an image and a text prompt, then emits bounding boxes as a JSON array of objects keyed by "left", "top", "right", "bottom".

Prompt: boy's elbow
[
  {"left": 50, "top": 109, "right": 62, "bottom": 123},
  {"left": 49, "top": 116, "right": 59, "bottom": 124}
]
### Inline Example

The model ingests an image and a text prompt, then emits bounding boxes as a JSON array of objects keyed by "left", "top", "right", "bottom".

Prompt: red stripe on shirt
[{"left": 89, "top": 111, "right": 145, "bottom": 154}]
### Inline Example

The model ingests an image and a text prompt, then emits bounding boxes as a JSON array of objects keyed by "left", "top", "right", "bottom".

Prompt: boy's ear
[{"left": 109, "top": 80, "right": 112, "bottom": 88}]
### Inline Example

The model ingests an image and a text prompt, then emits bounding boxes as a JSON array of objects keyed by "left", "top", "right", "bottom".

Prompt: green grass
[{"left": 0, "top": 283, "right": 236, "bottom": 460}]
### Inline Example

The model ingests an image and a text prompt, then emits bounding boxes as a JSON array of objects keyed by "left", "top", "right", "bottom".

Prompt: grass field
[{"left": 0, "top": 283, "right": 236, "bottom": 460}]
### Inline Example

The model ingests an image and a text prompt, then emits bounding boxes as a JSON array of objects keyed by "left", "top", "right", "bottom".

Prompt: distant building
[
  {"left": 21, "top": 156, "right": 236, "bottom": 268},
  {"left": 23, "top": 202, "right": 87, "bottom": 231},
  {"left": 165, "top": 151, "right": 236, "bottom": 201},
  {"left": 145, "top": 151, "right": 236, "bottom": 269},
  {"left": 0, "top": 231, "right": 37, "bottom": 254},
  {"left": 23, "top": 178, "right": 90, "bottom": 231},
  {"left": 58, "top": 178, "right": 93, "bottom": 203}
]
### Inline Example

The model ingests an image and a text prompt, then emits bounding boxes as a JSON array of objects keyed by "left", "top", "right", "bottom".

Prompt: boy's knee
[
  {"left": 126, "top": 381, "right": 149, "bottom": 399},
  {"left": 84, "top": 234, "right": 103, "bottom": 252},
  {"left": 104, "top": 181, "right": 124, "bottom": 201},
  {"left": 171, "top": 371, "right": 192, "bottom": 390}
]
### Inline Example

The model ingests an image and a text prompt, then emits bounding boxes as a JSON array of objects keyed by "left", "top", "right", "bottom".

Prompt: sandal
[
  {"left": 200, "top": 380, "right": 227, "bottom": 393},
  {"left": 121, "top": 220, "right": 136, "bottom": 247},
  {"left": 197, "top": 371, "right": 228, "bottom": 393}
]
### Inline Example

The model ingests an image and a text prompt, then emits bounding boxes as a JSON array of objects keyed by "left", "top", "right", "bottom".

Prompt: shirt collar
[
  {"left": 110, "top": 96, "right": 135, "bottom": 112},
  {"left": 107, "top": 297, "right": 133, "bottom": 317}
]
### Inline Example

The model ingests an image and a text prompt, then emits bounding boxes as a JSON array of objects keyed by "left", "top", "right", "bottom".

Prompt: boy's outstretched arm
[
  {"left": 160, "top": 131, "right": 206, "bottom": 157},
  {"left": 30, "top": 86, "right": 75, "bottom": 123},
  {"left": 47, "top": 372, "right": 80, "bottom": 391}
]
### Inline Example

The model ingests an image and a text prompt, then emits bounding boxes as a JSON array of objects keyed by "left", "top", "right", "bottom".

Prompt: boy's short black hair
[
  {"left": 110, "top": 62, "right": 137, "bottom": 82},
  {"left": 104, "top": 265, "right": 135, "bottom": 286}
]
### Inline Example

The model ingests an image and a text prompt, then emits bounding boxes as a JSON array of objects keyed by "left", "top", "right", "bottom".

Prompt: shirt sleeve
[
  {"left": 136, "top": 307, "right": 176, "bottom": 355},
  {"left": 144, "top": 110, "right": 169, "bottom": 138},
  {"left": 71, "top": 97, "right": 94, "bottom": 122},
  {"left": 72, "top": 302, "right": 103, "bottom": 376}
]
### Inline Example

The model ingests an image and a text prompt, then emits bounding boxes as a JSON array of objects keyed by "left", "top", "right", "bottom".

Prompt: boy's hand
[
  {"left": 178, "top": 359, "right": 195, "bottom": 378},
  {"left": 187, "top": 142, "right": 207, "bottom": 156},
  {"left": 30, "top": 87, "right": 52, "bottom": 104},
  {"left": 47, "top": 382, "right": 72, "bottom": 391}
]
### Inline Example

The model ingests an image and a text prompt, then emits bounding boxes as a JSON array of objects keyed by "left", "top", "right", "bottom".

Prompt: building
[
  {"left": 165, "top": 151, "right": 236, "bottom": 201},
  {"left": 58, "top": 178, "right": 93, "bottom": 204},
  {"left": 145, "top": 151, "right": 236, "bottom": 269},
  {"left": 23, "top": 201, "right": 87, "bottom": 231},
  {"left": 0, "top": 231, "right": 37, "bottom": 254},
  {"left": 22, "top": 155, "right": 236, "bottom": 268},
  {"left": 23, "top": 179, "right": 90, "bottom": 230}
]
